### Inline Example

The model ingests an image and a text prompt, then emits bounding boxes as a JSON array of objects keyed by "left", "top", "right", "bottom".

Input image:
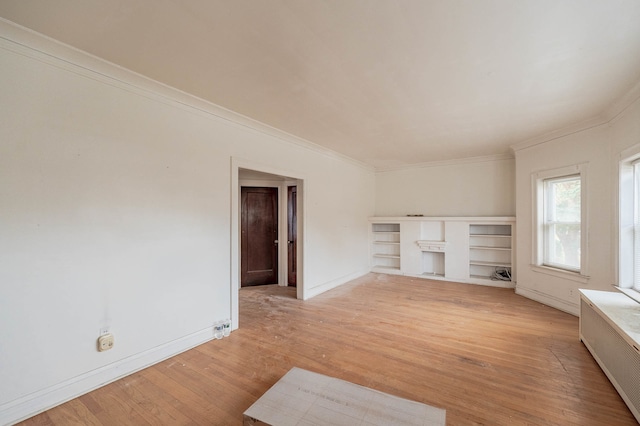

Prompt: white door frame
[{"left": 230, "top": 157, "right": 305, "bottom": 330}]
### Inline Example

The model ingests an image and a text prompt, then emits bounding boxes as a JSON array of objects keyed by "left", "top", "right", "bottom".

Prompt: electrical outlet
[
  {"left": 99, "top": 327, "right": 110, "bottom": 336},
  {"left": 97, "top": 333, "right": 114, "bottom": 352}
]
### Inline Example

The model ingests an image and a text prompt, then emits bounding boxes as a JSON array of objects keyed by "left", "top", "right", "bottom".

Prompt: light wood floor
[{"left": 20, "top": 274, "right": 636, "bottom": 425}]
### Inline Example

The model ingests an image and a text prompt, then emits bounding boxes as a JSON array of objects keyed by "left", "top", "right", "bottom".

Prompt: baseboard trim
[
  {"left": 303, "top": 269, "right": 369, "bottom": 300},
  {"left": 1, "top": 326, "right": 216, "bottom": 425},
  {"left": 516, "top": 287, "right": 579, "bottom": 316}
]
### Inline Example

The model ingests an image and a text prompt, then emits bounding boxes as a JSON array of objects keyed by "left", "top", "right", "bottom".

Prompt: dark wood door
[
  {"left": 287, "top": 186, "right": 297, "bottom": 287},
  {"left": 241, "top": 187, "right": 278, "bottom": 287}
]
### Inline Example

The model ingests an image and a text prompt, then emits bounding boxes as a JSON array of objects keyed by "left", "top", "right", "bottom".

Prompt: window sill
[
  {"left": 530, "top": 265, "right": 590, "bottom": 284},
  {"left": 615, "top": 286, "right": 640, "bottom": 305}
]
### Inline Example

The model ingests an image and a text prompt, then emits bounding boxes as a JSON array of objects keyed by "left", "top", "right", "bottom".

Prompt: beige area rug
[{"left": 243, "top": 367, "right": 446, "bottom": 426}]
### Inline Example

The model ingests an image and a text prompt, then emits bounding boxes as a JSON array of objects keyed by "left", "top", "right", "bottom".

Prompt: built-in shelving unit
[
  {"left": 369, "top": 217, "right": 515, "bottom": 288},
  {"left": 371, "top": 223, "right": 401, "bottom": 272},
  {"left": 469, "top": 224, "right": 512, "bottom": 282}
]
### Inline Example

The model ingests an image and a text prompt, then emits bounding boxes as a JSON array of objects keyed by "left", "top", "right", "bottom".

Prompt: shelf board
[
  {"left": 422, "top": 272, "right": 445, "bottom": 278},
  {"left": 470, "top": 234, "right": 511, "bottom": 238},
  {"left": 469, "top": 260, "right": 512, "bottom": 267},
  {"left": 469, "top": 246, "right": 511, "bottom": 251},
  {"left": 470, "top": 274, "right": 511, "bottom": 282},
  {"left": 373, "top": 265, "right": 401, "bottom": 271},
  {"left": 373, "top": 231, "right": 400, "bottom": 234},
  {"left": 372, "top": 241, "right": 400, "bottom": 245},
  {"left": 373, "top": 254, "right": 401, "bottom": 259}
]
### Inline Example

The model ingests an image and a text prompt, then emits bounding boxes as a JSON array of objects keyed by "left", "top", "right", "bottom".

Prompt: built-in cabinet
[
  {"left": 468, "top": 224, "right": 512, "bottom": 281},
  {"left": 371, "top": 223, "right": 401, "bottom": 272},
  {"left": 370, "top": 217, "right": 515, "bottom": 288}
]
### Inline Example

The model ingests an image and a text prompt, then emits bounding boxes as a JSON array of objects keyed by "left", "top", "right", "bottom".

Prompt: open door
[
  {"left": 241, "top": 187, "right": 278, "bottom": 287},
  {"left": 287, "top": 186, "right": 297, "bottom": 287}
]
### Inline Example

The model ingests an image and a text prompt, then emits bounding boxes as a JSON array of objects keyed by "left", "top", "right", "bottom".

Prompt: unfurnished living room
[{"left": 1, "top": 1, "right": 640, "bottom": 425}]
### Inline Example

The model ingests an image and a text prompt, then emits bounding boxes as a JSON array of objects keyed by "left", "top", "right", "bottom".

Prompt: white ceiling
[{"left": 1, "top": 0, "right": 640, "bottom": 168}]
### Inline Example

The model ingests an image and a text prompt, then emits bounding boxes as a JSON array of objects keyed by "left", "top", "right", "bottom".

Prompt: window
[
  {"left": 532, "top": 164, "right": 588, "bottom": 278},
  {"left": 619, "top": 149, "right": 640, "bottom": 293},
  {"left": 543, "top": 175, "right": 581, "bottom": 271}
]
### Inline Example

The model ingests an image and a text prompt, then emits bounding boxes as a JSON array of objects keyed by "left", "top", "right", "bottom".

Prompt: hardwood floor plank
[{"left": 17, "top": 273, "right": 637, "bottom": 425}]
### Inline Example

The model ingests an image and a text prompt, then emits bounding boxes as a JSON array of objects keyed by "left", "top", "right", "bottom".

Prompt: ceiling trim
[
  {"left": 511, "top": 78, "right": 640, "bottom": 154},
  {"left": 375, "top": 153, "right": 514, "bottom": 173},
  {"left": 5, "top": 15, "right": 638, "bottom": 171},
  {"left": 0, "top": 18, "right": 374, "bottom": 173},
  {"left": 605, "top": 79, "right": 640, "bottom": 125},
  {"left": 509, "top": 115, "right": 608, "bottom": 154}
]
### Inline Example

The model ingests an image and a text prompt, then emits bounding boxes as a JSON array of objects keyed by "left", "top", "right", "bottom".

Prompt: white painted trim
[
  {"left": 0, "top": 18, "right": 373, "bottom": 173},
  {"left": 0, "top": 327, "right": 217, "bottom": 426},
  {"left": 529, "top": 265, "right": 590, "bottom": 284},
  {"left": 615, "top": 286, "right": 640, "bottom": 305},
  {"left": 239, "top": 179, "right": 284, "bottom": 187},
  {"left": 511, "top": 80, "right": 640, "bottom": 155},
  {"left": 617, "top": 146, "right": 640, "bottom": 290},
  {"left": 303, "top": 269, "right": 370, "bottom": 300},
  {"left": 530, "top": 163, "right": 590, "bottom": 277},
  {"left": 375, "top": 153, "right": 513, "bottom": 173},
  {"left": 515, "top": 287, "right": 579, "bottom": 316},
  {"left": 620, "top": 142, "right": 640, "bottom": 162},
  {"left": 231, "top": 157, "right": 307, "bottom": 313},
  {"left": 511, "top": 117, "right": 607, "bottom": 154},
  {"left": 606, "top": 79, "right": 640, "bottom": 124},
  {"left": 370, "top": 216, "right": 515, "bottom": 222}
]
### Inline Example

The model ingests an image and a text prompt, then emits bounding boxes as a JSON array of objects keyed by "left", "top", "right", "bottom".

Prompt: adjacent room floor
[{"left": 19, "top": 273, "right": 636, "bottom": 425}]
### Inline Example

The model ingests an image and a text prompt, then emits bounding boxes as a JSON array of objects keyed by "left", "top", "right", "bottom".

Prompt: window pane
[
  {"left": 546, "top": 223, "right": 581, "bottom": 270},
  {"left": 543, "top": 175, "right": 581, "bottom": 271},
  {"left": 547, "top": 178, "right": 581, "bottom": 222}
]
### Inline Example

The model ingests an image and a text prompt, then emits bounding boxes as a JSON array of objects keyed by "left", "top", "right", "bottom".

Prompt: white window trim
[
  {"left": 618, "top": 144, "right": 640, "bottom": 292},
  {"left": 531, "top": 163, "right": 589, "bottom": 279}
]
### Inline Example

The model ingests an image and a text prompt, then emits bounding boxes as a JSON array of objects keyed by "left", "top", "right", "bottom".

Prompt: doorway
[{"left": 231, "top": 159, "right": 305, "bottom": 330}]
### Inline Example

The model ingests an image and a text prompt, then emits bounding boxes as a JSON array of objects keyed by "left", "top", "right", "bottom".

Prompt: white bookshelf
[
  {"left": 371, "top": 223, "right": 401, "bottom": 273},
  {"left": 369, "top": 217, "right": 515, "bottom": 287},
  {"left": 469, "top": 224, "right": 513, "bottom": 283}
]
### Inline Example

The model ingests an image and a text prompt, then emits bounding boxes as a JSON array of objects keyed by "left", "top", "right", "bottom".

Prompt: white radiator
[{"left": 580, "top": 296, "right": 640, "bottom": 422}]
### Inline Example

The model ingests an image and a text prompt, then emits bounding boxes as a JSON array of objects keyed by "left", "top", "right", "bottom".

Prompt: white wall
[
  {"left": 374, "top": 157, "right": 515, "bottom": 217},
  {"left": 513, "top": 87, "right": 640, "bottom": 315},
  {"left": 513, "top": 124, "right": 612, "bottom": 314},
  {"left": 0, "top": 23, "right": 374, "bottom": 424}
]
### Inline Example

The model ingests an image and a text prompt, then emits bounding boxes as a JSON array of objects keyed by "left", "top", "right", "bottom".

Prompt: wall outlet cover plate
[{"left": 97, "top": 333, "right": 114, "bottom": 352}]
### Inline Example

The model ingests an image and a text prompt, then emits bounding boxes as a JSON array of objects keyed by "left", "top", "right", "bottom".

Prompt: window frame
[
  {"left": 532, "top": 164, "right": 589, "bottom": 279},
  {"left": 542, "top": 174, "right": 582, "bottom": 271},
  {"left": 618, "top": 145, "right": 640, "bottom": 294}
]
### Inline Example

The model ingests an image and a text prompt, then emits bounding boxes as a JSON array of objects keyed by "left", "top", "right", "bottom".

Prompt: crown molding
[
  {"left": 375, "top": 153, "right": 514, "bottom": 173},
  {"left": 0, "top": 18, "right": 374, "bottom": 173},
  {"left": 4, "top": 16, "right": 638, "bottom": 173},
  {"left": 509, "top": 115, "right": 608, "bottom": 154},
  {"left": 511, "top": 77, "right": 640, "bottom": 154},
  {"left": 605, "top": 79, "right": 640, "bottom": 124}
]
